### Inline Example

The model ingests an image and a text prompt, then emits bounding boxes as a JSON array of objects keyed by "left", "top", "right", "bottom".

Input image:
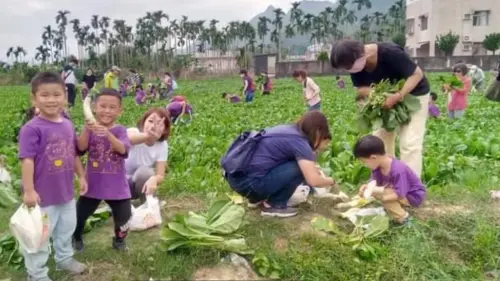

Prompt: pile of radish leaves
[
  {"left": 355, "top": 79, "right": 421, "bottom": 133},
  {"left": 438, "top": 75, "right": 463, "bottom": 88},
  {"left": 160, "top": 199, "right": 253, "bottom": 255}
]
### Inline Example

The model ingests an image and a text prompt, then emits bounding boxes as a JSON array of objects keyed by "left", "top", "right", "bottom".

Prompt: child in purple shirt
[
  {"left": 119, "top": 79, "right": 129, "bottom": 97},
  {"left": 73, "top": 88, "right": 132, "bottom": 252},
  {"left": 336, "top": 76, "right": 345, "bottom": 89},
  {"left": 18, "top": 72, "right": 87, "bottom": 280},
  {"left": 135, "top": 84, "right": 146, "bottom": 105},
  {"left": 222, "top": 92, "right": 241, "bottom": 103},
  {"left": 428, "top": 92, "right": 440, "bottom": 118},
  {"left": 166, "top": 101, "right": 193, "bottom": 124},
  {"left": 354, "top": 135, "right": 426, "bottom": 225}
]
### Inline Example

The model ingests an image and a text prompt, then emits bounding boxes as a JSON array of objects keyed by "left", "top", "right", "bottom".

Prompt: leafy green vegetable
[
  {"left": 252, "top": 253, "right": 282, "bottom": 279},
  {"left": 161, "top": 199, "right": 253, "bottom": 255},
  {"left": 439, "top": 75, "right": 463, "bottom": 88},
  {"left": 84, "top": 206, "right": 111, "bottom": 233},
  {"left": 0, "top": 183, "right": 18, "bottom": 209},
  {"left": 0, "top": 234, "right": 23, "bottom": 270},
  {"left": 355, "top": 79, "right": 421, "bottom": 133}
]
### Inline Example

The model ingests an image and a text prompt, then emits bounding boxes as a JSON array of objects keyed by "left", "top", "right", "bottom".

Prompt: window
[
  {"left": 473, "top": 10, "right": 490, "bottom": 26},
  {"left": 419, "top": 16, "right": 428, "bottom": 31},
  {"left": 406, "top": 19, "right": 415, "bottom": 34}
]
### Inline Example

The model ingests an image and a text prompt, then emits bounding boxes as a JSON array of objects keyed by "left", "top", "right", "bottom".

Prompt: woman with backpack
[{"left": 221, "top": 111, "right": 335, "bottom": 218}]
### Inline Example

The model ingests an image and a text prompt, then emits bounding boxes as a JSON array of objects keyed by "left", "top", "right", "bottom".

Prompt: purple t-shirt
[
  {"left": 243, "top": 76, "right": 254, "bottom": 92},
  {"left": 246, "top": 124, "right": 316, "bottom": 178},
  {"left": 263, "top": 77, "right": 271, "bottom": 91},
  {"left": 230, "top": 96, "right": 241, "bottom": 103},
  {"left": 370, "top": 159, "right": 426, "bottom": 207},
  {"left": 428, "top": 103, "right": 440, "bottom": 118},
  {"left": 135, "top": 90, "right": 145, "bottom": 104},
  {"left": 167, "top": 102, "right": 192, "bottom": 118},
  {"left": 337, "top": 80, "right": 345, "bottom": 89},
  {"left": 85, "top": 125, "right": 131, "bottom": 200},
  {"left": 18, "top": 117, "right": 78, "bottom": 207}
]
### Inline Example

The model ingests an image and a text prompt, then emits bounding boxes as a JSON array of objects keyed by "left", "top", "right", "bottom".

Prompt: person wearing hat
[
  {"left": 467, "top": 64, "right": 485, "bottom": 93},
  {"left": 104, "top": 66, "right": 121, "bottom": 90}
]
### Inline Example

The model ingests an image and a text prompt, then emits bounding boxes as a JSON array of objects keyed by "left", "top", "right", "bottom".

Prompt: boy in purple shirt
[
  {"left": 428, "top": 92, "right": 440, "bottom": 118},
  {"left": 73, "top": 88, "right": 132, "bottom": 252},
  {"left": 19, "top": 72, "right": 87, "bottom": 281},
  {"left": 354, "top": 135, "right": 426, "bottom": 225},
  {"left": 222, "top": 92, "right": 241, "bottom": 103}
]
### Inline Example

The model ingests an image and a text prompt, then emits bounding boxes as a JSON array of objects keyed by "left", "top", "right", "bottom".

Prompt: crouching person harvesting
[
  {"left": 354, "top": 135, "right": 427, "bottom": 225},
  {"left": 221, "top": 111, "right": 335, "bottom": 218},
  {"left": 19, "top": 72, "right": 87, "bottom": 281},
  {"left": 73, "top": 88, "right": 132, "bottom": 252}
]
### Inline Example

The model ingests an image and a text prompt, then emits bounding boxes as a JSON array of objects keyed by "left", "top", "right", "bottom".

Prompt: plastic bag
[
  {"left": 288, "top": 184, "right": 310, "bottom": 207},
  {"left": 129, "top": 196, "right": 162, "bottom": 231},
  {"left": 9, "top": 204, "right": 50, "bottom": 253}
]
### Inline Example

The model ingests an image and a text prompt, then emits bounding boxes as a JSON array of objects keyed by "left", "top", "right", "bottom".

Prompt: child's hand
[
  {"left": 358, "top": 184, "right": 367, "bottom": 197},
  {"left": 79, "top": 178, "right": 88, "bottom": 195},
  {"left": 372, "top": 191, "right": 384, "bottom": 201},
  {"left": 93, "top": 125, "right": 109, "bottom": 137},
  {"left": 23, "top": 189, "right": 40, "bottom": 207}
]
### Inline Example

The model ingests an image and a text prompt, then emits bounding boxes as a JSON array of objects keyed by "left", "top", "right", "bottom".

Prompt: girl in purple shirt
[
  {"left": 166, "top": 101, "right": 193, "bottom": 124},
  {"left": 354, "top": 135, "right": 426, "bottom": 225}
]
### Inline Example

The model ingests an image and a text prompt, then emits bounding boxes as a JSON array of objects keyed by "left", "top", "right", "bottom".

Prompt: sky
[{"left": 0, "top": 0, "right": 297, "bottom": 62}]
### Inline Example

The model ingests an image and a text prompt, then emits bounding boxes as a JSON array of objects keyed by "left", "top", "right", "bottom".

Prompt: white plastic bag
[
  {"left": 9, "top": 204, "right": 50, "bottom": 253},
  {"left": 129, "top": 196, "right": 162, "bottom": 231},
  {"left": 288, "top": 184, "right": 310, "bottom": 207},
  {"left": 341, "top": 207, "right": 387, "bottom": 225},
  {"left": 363, "top": 180, "right": 385, "bottom": 200}
]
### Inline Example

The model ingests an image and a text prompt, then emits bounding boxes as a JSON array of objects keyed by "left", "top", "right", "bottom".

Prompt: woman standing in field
[
  {"left": 61, "top": 57, "right": 78, "bottom": 107},
  {"left": 82, "top": 67, "right": 96, "bottom": 100},
  {"left": 292, "top": 70, "right": 321, "bottom": 111},
  {"left": 330, "top": 40, "right": 430, "bottom": 178},
  {"left": 126, "top": 108, "right": 171, "bottom": 203},
  {"left": 221, "top": 111, "right": 334, "bottom": 218}
]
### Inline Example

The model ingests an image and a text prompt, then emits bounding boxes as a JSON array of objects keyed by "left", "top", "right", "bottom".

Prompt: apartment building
[{"left": 405, "top": 0, "right": 499, "bottom": 57}]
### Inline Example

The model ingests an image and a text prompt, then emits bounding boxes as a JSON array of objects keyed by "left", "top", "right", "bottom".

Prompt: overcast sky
[{"left": 1, "top": 0, "right": 297, "bottom": 62}]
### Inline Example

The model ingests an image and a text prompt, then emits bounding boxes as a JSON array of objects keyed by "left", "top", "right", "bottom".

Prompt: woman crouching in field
[
  {"left": 221, "top": 111, "right": 335, "bottom": 218},
  {"left": 166, "top": 100, "right": 193, "bottom": 124},
  {"left": 126, "top": 108, "right": 171, "bottom": 203}
]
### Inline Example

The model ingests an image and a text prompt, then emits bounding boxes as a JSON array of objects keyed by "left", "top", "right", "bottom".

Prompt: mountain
[{"left": 248, "top": 0, "right": 398, "bottom": 52}]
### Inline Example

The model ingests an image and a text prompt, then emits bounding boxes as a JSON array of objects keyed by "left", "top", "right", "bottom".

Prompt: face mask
[{"left": 347, "top": 56, "right": 367, "bottom": 73}]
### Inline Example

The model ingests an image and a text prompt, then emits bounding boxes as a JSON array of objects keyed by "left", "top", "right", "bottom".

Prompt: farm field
[{"left": 1, "top": 74, "right": 500, "bottom": 281}]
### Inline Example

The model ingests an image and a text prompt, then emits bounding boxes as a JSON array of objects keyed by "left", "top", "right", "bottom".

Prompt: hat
[{"left": 111, "top": 66, "right": 121, "bottom": 72}]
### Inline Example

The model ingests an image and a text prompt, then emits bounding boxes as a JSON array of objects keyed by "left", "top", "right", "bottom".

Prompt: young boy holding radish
[
  {"left": 18, "top": 72, "right": 87, "bottom": 280},
  {"left": 73, "top": 88, "right": 132, "bottom": 252},
  {"left": 353, "top": 135, "right": 427, "bottom": 225}
]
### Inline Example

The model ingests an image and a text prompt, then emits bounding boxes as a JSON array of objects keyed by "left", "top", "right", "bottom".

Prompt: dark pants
[
  {"left": 66, "top": 84, "right": 76, "bottom": 107},
  {"left": 245, "top": 91, "right": 255, "bottom": 102},
  {"left": 73, "top": 196, "right": 132, "bottom": 242},
  {"left": 263, "top": 91, "right": 270, "bottom": 95},
  {"left": 128, "top": 166, "right": 155, "bottom": 203},
  {"left": 307, "top": 102, "right": 321, "bottom": 111},
  {"left": 226, "top": 161, "right": 304, "bottom": 208}
]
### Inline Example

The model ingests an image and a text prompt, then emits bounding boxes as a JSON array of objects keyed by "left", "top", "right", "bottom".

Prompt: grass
[{"left": 1, "top": 74, "right": 500, "bottom": 281}]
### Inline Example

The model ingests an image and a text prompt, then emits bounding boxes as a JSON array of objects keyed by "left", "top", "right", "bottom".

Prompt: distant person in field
[
  {"left": 221, "top": 111, "right": 334, "bottom": 218},
  {"left": 354, "top": 135, "right": 426, "bottom": 226},
  {"left": 145, "top": 83, "right": 157, "bottom": 102},
  {"left": 222, "top": 92, "right": 241, "bottom": 103},
  {"left": 120, "top": 79, "right": 129, "bottom": 97},
  {"left": 166, "top": 100, "right": 193, "bottom": 124},
  {"left": 444, "top": 63, "right": 471, "bottom": 119},
  {"left": 292, "top": 70, "right": 321, "bottom": 111},
  {"left": 486, "top": 58, "right": 500, "bottom": 102},
  {"left": 330, "top": 39, "right": 430, "bottom": 178},
  {"left": 126, "top": 108, "right": 171, "bottom": 203},
  {"left": 61, "top": 57, "right": 79, "bottom": 107},
  {"left": 170, "top": 95, "right": 187, "bottom": 103},
  {"left": 162, "top": 72, "right": 175, "bottom": 99},
  {"left": 104, "top": 66, "right": 121, "bottom": 90},
  {"left": 336, "top": 75, "right": 345, "bottom": 89},
  {"left": 428, "top": 92, "right": 440, "bottom": 118},
  {"left": 135, "top": 85, "right": 146, "bottom": 105},
  {"left": 82, "top": 67, "right": 96, "bottom": 100},
  {"left": 73, "top": 88, "right": 132, "bottom": 252},
  {"left": 467, "top": 64, "right": 485, "bottom": 93},
  {"left": 128, "top": 69, "right": 141, "bottom": 91},
  {"left": 260, "top": 71, "right": 273, "bottom": 95},
  {"left": 240, "top": 70, "right": 255, "bottom": 102},
  {"left": 19, "top": 72, "right": 87, "bottom": 280}
]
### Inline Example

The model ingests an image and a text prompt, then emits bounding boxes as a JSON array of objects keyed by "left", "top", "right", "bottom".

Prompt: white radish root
[{"left": 83, "top": 96, "right": 96, "bottom": 123}]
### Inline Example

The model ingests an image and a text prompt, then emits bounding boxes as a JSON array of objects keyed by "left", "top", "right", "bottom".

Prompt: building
[{"left": 405, "top": 0, "right": 499, "bottom": 57}]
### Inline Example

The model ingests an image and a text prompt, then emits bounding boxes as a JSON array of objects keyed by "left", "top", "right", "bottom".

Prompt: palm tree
[
  {"left": 35, "top": 45, "right": 50, "bottom": 64},
  {"left": 42, "top": 25, "right": 55, "bottom": 63},
  {"left": 353, "top": 0, "right": 372, "bottom": 11},
  {"left": 56, "top": 10, "right": 70, "bottom": 61},
  {"left": 91, "top": 15, "right": 100, "bottom": 58},
  {"left": 257, "top": 17, "right": 270, "bottom": 51},
  {"left": 13, "top": 46, "right": 27, "bottom": 62},
  {"left": 6, "top": 47, "right": 14, "bottom": 63},
  {"left": 99, "top": 16, "right": 111, "bottom": 66},
  {"left": 272, "top": 8, "right": 285, "bottom": 61}
]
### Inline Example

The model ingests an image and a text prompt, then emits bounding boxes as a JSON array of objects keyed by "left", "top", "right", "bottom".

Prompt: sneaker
[
  {"left": 392, "top": 214, "right": 413, "bottom": 227},
  {"left": 27, "top": 276, "right": 53, "bottom": 281},
  {"left": 56, "top": 258, "right": 86, "bottom": 274},
  {"left": 261, "top": 207, "right": 298, "bottom": 218},
  {"left": 72, "top": 238, "right": 84, "bottom": 252},
  {"left": 112, "top": 237, "right": 128, "bottom": 251}
]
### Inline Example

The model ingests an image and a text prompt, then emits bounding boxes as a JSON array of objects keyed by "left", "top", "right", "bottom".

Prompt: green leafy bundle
[
  {"left": 438, "top": 75, "right": 463, "bottom": 88},
  {"left": 0, "top": 182, "right": 18, "bottom": 209},
  {"left": 84, "top": 206, "right": 111, "bottom": 233},
  {"left": 255, "top": 74, "right": 265, "bottom": 85},
  {"left": 0, "top": 234, "right": 23, "bottom": 270},
  {"left": 160, "top": 199, "right": 253, "bottom": 255},
  {"left": 355, "top": 79, "right": 421, "bottom": 132}
]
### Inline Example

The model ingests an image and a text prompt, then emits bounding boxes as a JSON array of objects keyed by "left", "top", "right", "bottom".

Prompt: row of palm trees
[{"left": 4, "top": 0, "right": 405, "bottom": 70}]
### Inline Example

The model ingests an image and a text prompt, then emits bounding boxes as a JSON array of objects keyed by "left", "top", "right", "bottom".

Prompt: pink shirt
[
  {"left": 448, "top": 76, "right": 471, "bottom": 111},
  {"left": 303, "top": 77, "right": 321, "bottom": 106}
]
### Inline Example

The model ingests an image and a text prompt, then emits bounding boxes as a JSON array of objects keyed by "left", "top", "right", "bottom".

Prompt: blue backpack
[{"left": 220, "top": 127, "right": 305, "bottom": 175}]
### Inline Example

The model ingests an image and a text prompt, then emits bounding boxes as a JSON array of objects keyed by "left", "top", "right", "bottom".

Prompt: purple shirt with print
[
  {"left": 18, "top": 117, "right": 78, "bottom": 207},
  {"left": 370, "top": 159, "right": 426, "bottom": 207},
  {"left": 428, "top": 103, "right": 440, "bottom": 118},
  {"left": 167, "top": 101, "right": 192, "bottom": 118},
  {"left": 246, "top": 124, "right": 316, "bottom": 179},
  {"left": 85, "top": 125, "right": 131, "bottom": 200}
]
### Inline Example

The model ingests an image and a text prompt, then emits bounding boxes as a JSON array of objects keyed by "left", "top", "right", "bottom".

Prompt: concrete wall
[{"left": 275, "top": 55, "right": 499, "bottom": 77}]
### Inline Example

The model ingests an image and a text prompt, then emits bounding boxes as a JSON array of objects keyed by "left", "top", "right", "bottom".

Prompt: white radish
[
  {"left": 83, "top": 96, "right": 96, "bottom": 123},
  {"left": 363, "top": 180, "right": 385, "bottom": 199}
]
